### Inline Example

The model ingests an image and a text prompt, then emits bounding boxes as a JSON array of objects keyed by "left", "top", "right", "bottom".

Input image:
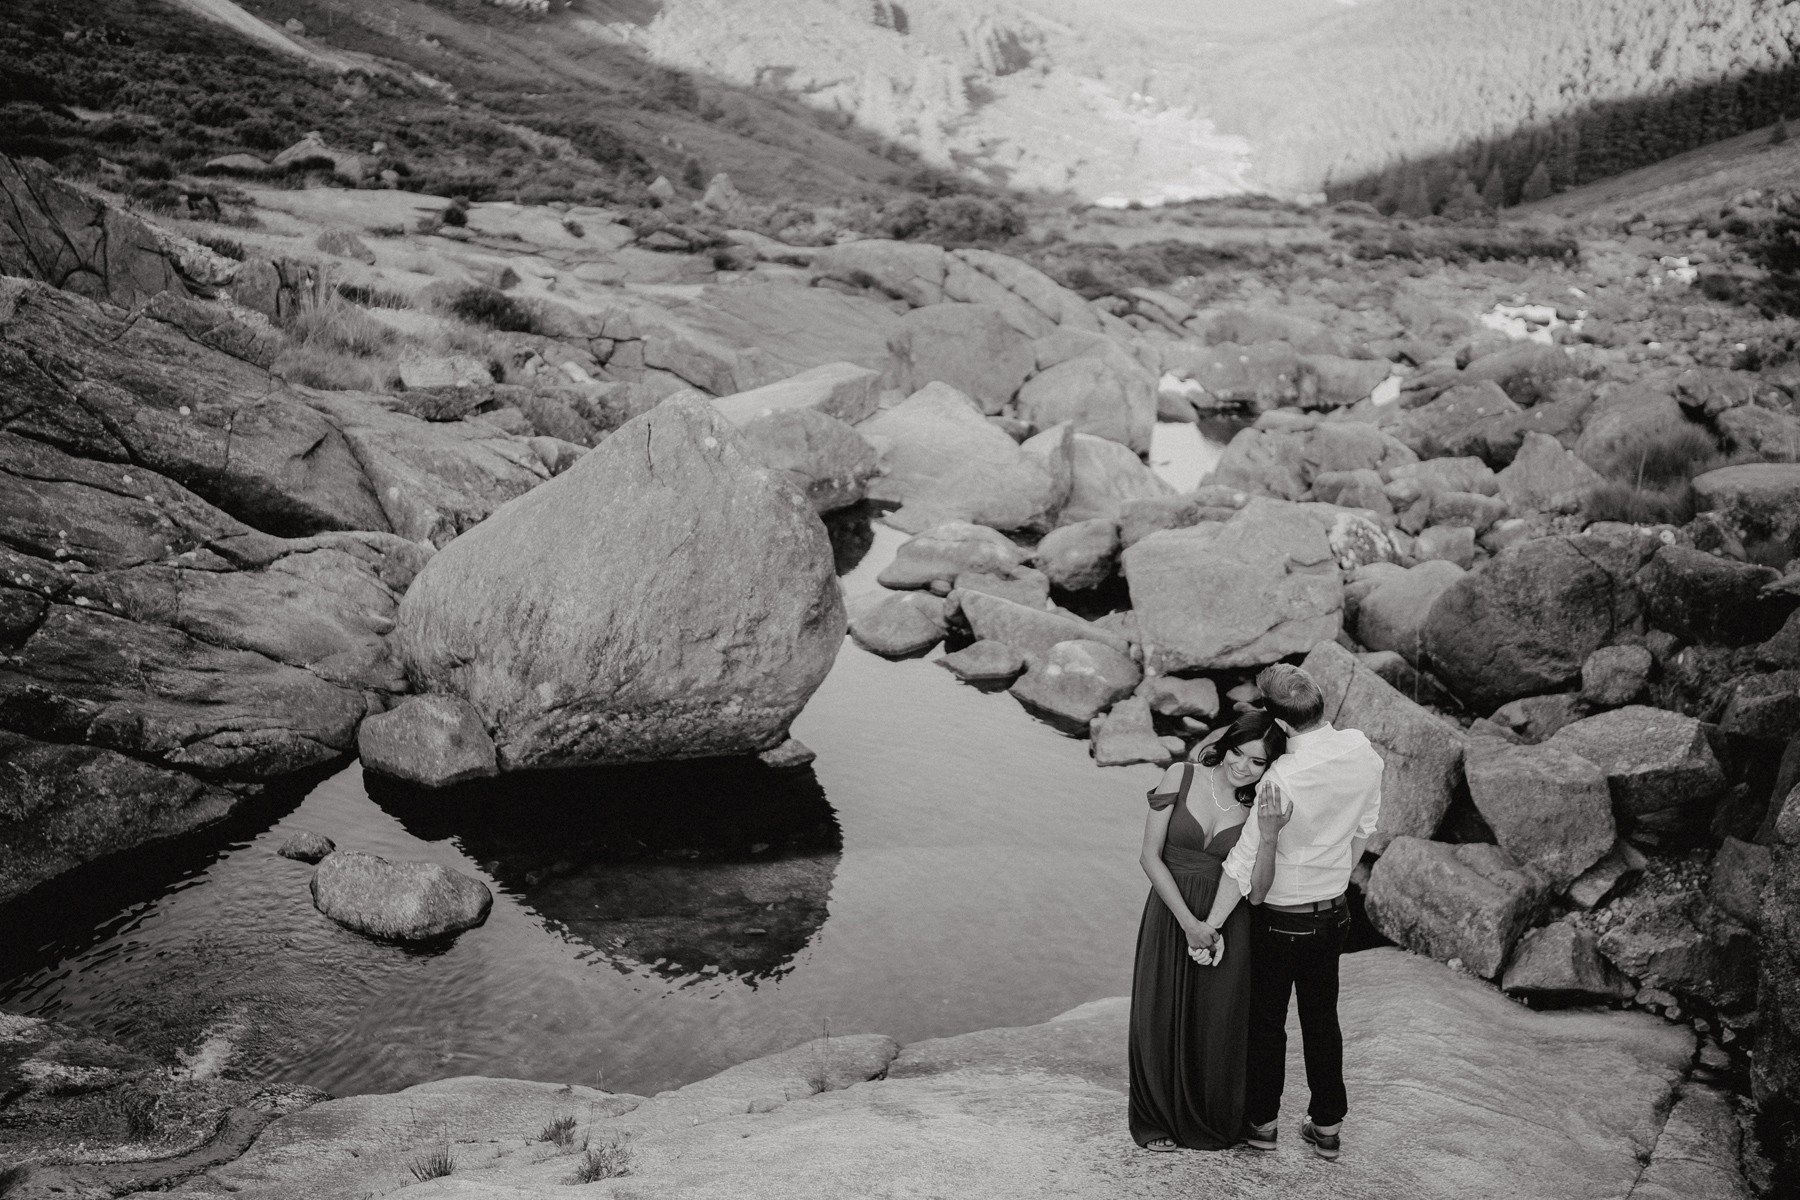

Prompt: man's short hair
[{"left": 1257, "top": 663, "right": 1324, "bottom": 728}]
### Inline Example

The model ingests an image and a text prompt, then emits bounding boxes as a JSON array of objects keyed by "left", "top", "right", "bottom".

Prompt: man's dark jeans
[{"left": 1245, "top": 902, "right": 1350, "bottom": 1127}]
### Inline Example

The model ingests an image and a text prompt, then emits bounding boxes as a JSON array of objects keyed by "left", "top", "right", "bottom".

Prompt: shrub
[
  {"left": 441, "top": 197, "right": 470, "bottom": 228},
  {"left": 194, "top": 232, "right": 245, "bottom": 261},
  {"left": 407, "top": 1145, "right": 454, "bottom": 1183},
  {"left": 1581, "top": 480, "right": 1696, "bottom": 526},
  {"left": 1595, "top": 424, "right": 1722, "bottom": 488},
  {"left": 272, "top": 345, "right": 394, "bottom": 393},
  {"left": 571, "top": 1139, "right": 632, "bottom": 1182},
  {"left": 336, "top": 282, "right": 411, "bottom": 310},
  {"left": 447, "top": 286, "right": 538, "bottom": 334},
  {"left": 540, "top": 1114, "right": 578, "bottom": 1147}
]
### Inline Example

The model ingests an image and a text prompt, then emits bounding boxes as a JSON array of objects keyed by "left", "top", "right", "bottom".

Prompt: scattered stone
[
  {"left": 1420, "top": 533, "right": 1647, "bottom": 712},
  {"left": 938, "top": 639, "right": 1026, "bottom": 683},
  {"left": 1117, "top": 489, "right": 1244, "bottom": 548},
  {"left": 732, "top": 408, "right": 882, "bottom": 513},
  {"left": 1597, "top": 894, "right": 1757, "bottom": 1008},
  {"left": 1138, "top": 675, "right": 1220, "bottom": 720},
  {"left": 1091, "top": 696, "right": 1172, "bottom": 766},
  {"left": 1126, "top": 498, "right": 1342, "bottom": 673},
  {"left": 310, "top": 851, "right": 493, "bottom": 943},
  {"left": 1029, "top": 430, "right": 1171, "bottom": 522},
  {"left": 758, "top": 737, "right": 816, "bottom": 769},
  {"left": 1313, "top": 468, "right": 1393, "bottom": 518},
  {"left": 1719, "top": 670, "right": 1800, "bottom": 741},
  {"left": 314, "top": 228, "right": 374, "bottom": 264},
  {"left": 1327, "top": 510, "right": 1401, "bottom": 571},
  {"left": 1356, "top": 559, "right": 1465, "bottom": 665},
  {"left": 1016, "top": 357, "right": 1157, "bottom": 455},
  {"left": 1415, "top": 523, "right": 1476, "bottom": 568},
  {"left": 1549, "top": 707, "right": 1726, "bottom": 840},
  {"left": 959, "top": 591, "right": 1129, "bottom": 661},
  {"left": 1429, "top": 490, "right": 1509, "bottom": 534},
  {"left": 1460, "top": 342, "right": 1578, "bottom": 405},
  {"left": 1635, "top": 544, "right": 1790, "bottom": 645},
  {"left": 1464, "top": 736, "right": 1616, "bottom": 888},
  {"left": 884, "top": 304, "right": 1035, "bottom": 416},
  {"left": 1009, "top": 639, "right": 1141, "bottom": 728},
  {"left": 357, "top": 694, "right": 499, "bottom": 790},
  {"left": 277, "top": 830, "right": 336, "bottom": 864},
  {"left": 1034, "top": 518, "right": 1120, "bottom": 592},
  {"left": 1305, "top": 642, "right": 1466, "bottom": 851},
  {"left": 1490, "top": 693, "right": 1587, "bottom": 744},
  {"left": 1365, "top": 838, "right": 1550, "bottom": 979},
  {"left": 1390, "top": 456, "right": 1500, "bottom": 498},
  {"left": 1691, "top": 463, "right": 1800, "bottom": 566},
  {"left": 1708, "top": 836, "right": 1771, "bottom": 929},
  {"left": 877, "top": 522, "right": 1030, "bottom": 590},
  {"left": 861, "top": 382, "right": 1069, "bottom": 533},
  {"left": 1496, "top": 431, "right": 1607, "bottom": 515},
  {"left": 714, "top": 361, "right": 883, "bottom": 427},
  {"left": 1581, "top": 644, "right": 1653, "bottom": 708},
  {"left": 1355, "top": 650, "right": 1462, "bottom": 711},
  {"left": 1392, "top": 381, "right": 1523, "bottom": 459},
  {"left": 953, "top": 567, "right": 1050, "bottom": 608},
  {"left": 1568, "top": 839, "right": 1649, "bottom": 909},
  {"left": 1502, "top": 917, "right": 1635, "bottom": 1002},
  {"left": 847, "top": 591, "right": 947, "bottom": 657},
  {"left": 1209, "top": 424, "right": 1309, "bottom": 500}
]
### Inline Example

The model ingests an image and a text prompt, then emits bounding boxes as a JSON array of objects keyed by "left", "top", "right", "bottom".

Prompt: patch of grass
[
  {"left": 407, "top": 1144, "right": 455, "bottom": 1183},
  {"left": 1581, "top": 480, "right": 1697, "bottom": 526},
  {"left": 540, "top": 1113, "right": 579, "bottom": 1148},
  {"left": 1595, "top": 424, "right": 1724, "bottom": 488},
  {"left": 284, "top": 295, "right": 397, "bottom": 360},
  {"left": 271, "top": 344, "right": 395, "bottom": 393},
  {"left": 446, "top": 286, "right": 539, "bottom": 334},
  {"left": 336, "top": 282, "right": 412, "bottom": 310},
  {"left": 571, "top": 1138, "right": 633, "bottom": 1183}
]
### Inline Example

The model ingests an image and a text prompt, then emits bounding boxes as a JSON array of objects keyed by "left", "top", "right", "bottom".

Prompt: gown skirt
[{"left": 1128, "top": 775, "right": 1251, "bottom": 1151}]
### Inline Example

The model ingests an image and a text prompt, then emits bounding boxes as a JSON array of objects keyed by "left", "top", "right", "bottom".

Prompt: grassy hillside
[{"left": 0, "top": 0, "right": 954, "bottom": 209}]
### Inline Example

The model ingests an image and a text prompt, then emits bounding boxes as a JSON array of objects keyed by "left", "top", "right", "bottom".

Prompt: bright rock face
[{"left": 396, "top": 397, "right": 845, "bottom": 771}]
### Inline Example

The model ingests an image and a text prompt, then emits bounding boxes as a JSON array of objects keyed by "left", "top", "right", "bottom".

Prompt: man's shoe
[
  {"left": 1300, "top": 1119, "right": 1340, "bottom": 1160},
  {"left": 1244, "top": 1120, "right": 1278, "bottom": 1152}
]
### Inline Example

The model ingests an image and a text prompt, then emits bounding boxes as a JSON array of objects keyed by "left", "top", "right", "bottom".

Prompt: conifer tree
[
  {"left": 1777, "top": 115, "right": 1792, "bottom": 145},
  {"left": 1520, "top": 161, "right": 1553, "bottom": 203},
  {"left": 1396, "top": 169, "right": 1432, "bottom": 218},
  {"left": 1481, "top": 165, "right": 1507, "bottom": 208}
]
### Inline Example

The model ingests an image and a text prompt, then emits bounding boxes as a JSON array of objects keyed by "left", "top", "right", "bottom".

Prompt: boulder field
[
  {"left": 7, "top": 150, "right": 1800, "bottom": 1187},
  {"left": 51, "top": 950, "right": 1718, "bottom": 1200}
]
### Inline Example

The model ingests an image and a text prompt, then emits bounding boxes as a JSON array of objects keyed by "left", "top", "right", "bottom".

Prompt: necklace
[{"left": 1207, "top": 765, "right": 1236, "bottom": 813}]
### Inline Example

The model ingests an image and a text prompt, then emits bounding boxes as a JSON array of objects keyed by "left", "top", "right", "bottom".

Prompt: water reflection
[{"left": 367, "top": 759, "right": 842, "bottom": 981}]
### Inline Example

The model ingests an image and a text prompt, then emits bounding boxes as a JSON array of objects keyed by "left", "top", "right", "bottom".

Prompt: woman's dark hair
[{"left": 1194, "top": 711, "right": 1287, "bottom": 805}]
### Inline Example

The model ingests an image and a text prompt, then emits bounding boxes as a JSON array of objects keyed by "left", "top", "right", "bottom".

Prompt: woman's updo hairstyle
[{"left": 1193, "top": 710, "right": 1287, "bottom": 806}]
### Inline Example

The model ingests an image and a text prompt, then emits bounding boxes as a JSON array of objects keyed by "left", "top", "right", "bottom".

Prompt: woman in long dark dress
[{"left": 1129, "top": 711, "right": 1285, "bottom": 1151}]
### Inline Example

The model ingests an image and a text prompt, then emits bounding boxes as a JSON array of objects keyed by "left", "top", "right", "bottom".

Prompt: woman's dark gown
[{"left": 1128, "top": 763, "right": 1251, "bottom": 1150}]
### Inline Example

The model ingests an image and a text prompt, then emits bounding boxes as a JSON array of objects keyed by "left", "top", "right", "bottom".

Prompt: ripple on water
[{"left": 0, "top": 423, "right": 1232, "bottom": 1098}]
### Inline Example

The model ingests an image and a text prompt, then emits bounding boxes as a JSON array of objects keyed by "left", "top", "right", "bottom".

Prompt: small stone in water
[{"left": 278, "top": 830, "right": 336, "bottom": 863}]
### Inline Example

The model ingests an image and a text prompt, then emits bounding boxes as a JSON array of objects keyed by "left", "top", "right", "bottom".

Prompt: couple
[{"left": 1129, "top": 663, "right": 1383, "bottom": 1159}]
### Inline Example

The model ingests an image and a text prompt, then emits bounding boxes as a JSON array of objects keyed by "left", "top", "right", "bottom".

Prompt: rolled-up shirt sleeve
[
  {"left": 1223, "top": 806, "right": 1260, "bottom": 893},
  {"left": 1355, "top": 777, "right": 1382, "bottom": 840}
]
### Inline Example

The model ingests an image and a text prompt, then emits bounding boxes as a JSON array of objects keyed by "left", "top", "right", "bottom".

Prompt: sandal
[{"left": 1144, "top": 1138, "right": 1180, "bottom": 1153}]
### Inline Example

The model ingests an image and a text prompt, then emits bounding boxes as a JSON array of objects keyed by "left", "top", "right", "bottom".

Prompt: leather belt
[{"left": 1261, "top": 894, "right": 1348, "bottom": 915}]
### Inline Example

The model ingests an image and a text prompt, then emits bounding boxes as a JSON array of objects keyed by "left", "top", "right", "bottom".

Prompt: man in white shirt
[{"left": 1194, "top": 662, "right": 1382, "bottom": 1160}]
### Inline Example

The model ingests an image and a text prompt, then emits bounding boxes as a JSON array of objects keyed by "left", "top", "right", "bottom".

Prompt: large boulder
[
  {"left": 1496, "top": 431, "right": 1607, "bottom": 515},
  {"left": 1635, "top": 543, "right": 1791, "bottom": 645},
  {"left": 1573, "top": 385, "right": 1695, "bottom": 478},
  {"left": 876, "top": 522, "right": 1030, "bottom": 590},
  {"left": 1009, "top": 639, "right": 1140, "bottom": 728},
  {"left": 860, "top": 383, "right": 1069, "bottom": 533},
  {"left": 1014, "top": 357, "right": 1156, "bottom": 454},
  {"left": 1301, "top": 422, "right": 1418, "bottom": 482},
  {"left": 1757, "top": 786, "right": 1800, "bottom": 1114},
  {"left": 1502, "top": 917, "right": 1635, "bottom": 1002},
  {"left": 0, "top": 154, "right": 188, "bottom": 307},
  {"left": 732, "top": 408, "right": 882, "bottom": 513},
  {"left": 1392, "top": 381, "right": 1523, "bottom": 459},
  {"left": 310, "top": 850, "right": 493, "bottom": 942},
  {"left": 1022, "top": 429, "right": 1171, "bottom": 524},
  {"left": 883, "top": 304, "right": 1035, "bottom": 415},
  {"left": 1304, "top": 642, "right": 1466, "bottom": 852},
  {"left": 1548, "top": 707, "right": 1726, "bottom": 841},
  {"left": 1355, "top": 559, "right": 1465, "bottom": 665},
  {"left": 1125, "top": 498, "right": 1342, "bottom": 673},
  {"left": 1208, "top": 424, "right": 1308, "bottom": 500},
  {"left": 1691, "top": 463, "right": 1800, "bottom": 566},
  {"left": 357, "top": 694, "right": 498, "bottom": 789},
  {"left": 1033, "top": 518, "right": 1119, "bottom": 592},
  {"left": 1364, "top": 838, "right": 1550, "bottom": 979},
  {"left": 1463, "top": 736, "right": 1616, "bottom": 888},
  {"left": 396, "top": 397, "right": 845, "bottom": 770},
  {"left": 1419, "top": 533, "right": 1648, "bottom": 711}
]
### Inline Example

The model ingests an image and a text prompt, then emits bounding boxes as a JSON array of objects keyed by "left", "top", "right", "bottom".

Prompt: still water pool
[{"left": 0, "top": 425, "right": 1230, "bottom": 1097}]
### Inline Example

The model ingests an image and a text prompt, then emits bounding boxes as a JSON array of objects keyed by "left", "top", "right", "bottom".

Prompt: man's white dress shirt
[{"left": 1222, "top": 723, "right": 1383, "bottom": 906}]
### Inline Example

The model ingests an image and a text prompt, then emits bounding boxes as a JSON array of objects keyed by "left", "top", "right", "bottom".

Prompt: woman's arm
[{"left": 1139, "top": 795, "right": 1210, "bottom": 951}]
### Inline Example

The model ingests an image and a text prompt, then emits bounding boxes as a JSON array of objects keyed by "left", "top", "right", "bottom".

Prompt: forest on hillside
[{"left": 1195, "top": 0, "right": 1800, "bottom": 199}]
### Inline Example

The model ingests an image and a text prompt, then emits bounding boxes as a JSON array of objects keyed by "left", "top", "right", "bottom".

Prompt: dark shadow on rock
[
  {"left": 366, "top": 757, "right": 842, "bottom": 983},
  {"left": 823, "top": 501, "right": 880, "bottom": 576},
  {"left": 0, "top": 756, "right": 340, "bottom": 997}
]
